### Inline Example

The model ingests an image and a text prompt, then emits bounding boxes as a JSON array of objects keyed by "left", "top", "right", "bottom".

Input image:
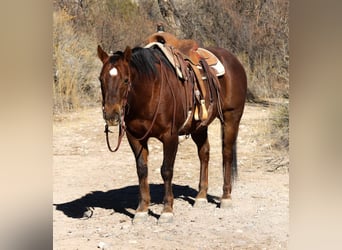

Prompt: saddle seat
[{"left": 145, "top": 31, "right": 225, "bottom": 78}]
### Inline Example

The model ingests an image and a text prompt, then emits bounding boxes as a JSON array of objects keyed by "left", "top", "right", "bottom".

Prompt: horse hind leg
[
  {"left": 221, "top": 110, "right": 241, "bottom": 209},
  {"left": 191, "top": 128, "right": 210, "bottom": 207}
]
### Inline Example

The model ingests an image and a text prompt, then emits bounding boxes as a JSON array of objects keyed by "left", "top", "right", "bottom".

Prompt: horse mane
[
  {"left": 109, "top": 51, "right": 124, "bottom": 64},
  {"left": 130, "top": 46, "right": 174, "bottom": 79},
  {"left": 107, "top": 46, "right": 174, "bottom": 80}
]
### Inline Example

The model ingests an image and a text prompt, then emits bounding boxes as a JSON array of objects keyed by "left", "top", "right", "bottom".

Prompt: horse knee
[
  {"left": 161, "top": 165, "right": 173, "bottom": 180},
  {"left": 201, "top": 145, "right": 210, "bottom": 160}
]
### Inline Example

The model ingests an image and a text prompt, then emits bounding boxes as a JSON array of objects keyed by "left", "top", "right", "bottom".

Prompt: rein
[
  {"left": 104, "top": 123, "right": 124, "bottom": 152},
  {"left": 104, "top": 109, "right": 127, "bottom": 152},
  {"left": 104, "top": 82, "right": 130, "bottom": 152},
  {"left": 104, "top": 56, "right": 165, "bottom": 152},
  {"left": 133, "top": 58, "right": 164, "bottom": 141}
]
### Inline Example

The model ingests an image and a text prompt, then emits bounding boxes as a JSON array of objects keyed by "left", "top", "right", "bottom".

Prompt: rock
[{"left": 98, "top": 241, "right": 111, "bottom": 249}]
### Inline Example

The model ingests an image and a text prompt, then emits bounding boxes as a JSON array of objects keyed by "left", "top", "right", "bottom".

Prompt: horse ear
[
  {"left": 123, "top": 46, "right": 132, "bottom": 62},
  {"left": 97, "top": 45, "right": 108, "bottom": 63}
]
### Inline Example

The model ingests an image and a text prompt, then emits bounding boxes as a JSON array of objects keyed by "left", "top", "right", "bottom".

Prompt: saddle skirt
[
  {"left": 196, "top": 48, "right": 225, "bottom": 78},
  {"left": 144, "top": 42, "right": 225, "bottom": 79}
]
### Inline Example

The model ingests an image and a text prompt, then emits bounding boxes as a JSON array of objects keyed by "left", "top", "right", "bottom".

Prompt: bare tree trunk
[{"left": 157, "top": 0, "right": 183, "bottom": 36}]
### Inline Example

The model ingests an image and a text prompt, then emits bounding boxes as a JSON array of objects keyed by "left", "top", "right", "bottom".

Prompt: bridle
[
  {"left": 104, "top": 79, "right": 131, "bottom": 152},
  {"left": 104, "top": 57, "right": 166, "bottom": 152}
]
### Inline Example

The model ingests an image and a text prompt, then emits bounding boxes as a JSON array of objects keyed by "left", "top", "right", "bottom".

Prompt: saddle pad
[
  {"left": 144, "top": 42, "right": 184, "bottom": 79},
  {"left": 196, "top": 48, "right": 225, "bottom": 77}
]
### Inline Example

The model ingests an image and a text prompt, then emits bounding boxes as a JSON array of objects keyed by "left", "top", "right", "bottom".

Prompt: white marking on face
[{"left": 109, "top": 67, "right": 118, "bottom": 76}]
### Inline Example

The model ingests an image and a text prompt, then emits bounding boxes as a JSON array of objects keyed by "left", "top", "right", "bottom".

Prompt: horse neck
[{"left": 127, "top": 68, "right": 160, "bottom": 111}]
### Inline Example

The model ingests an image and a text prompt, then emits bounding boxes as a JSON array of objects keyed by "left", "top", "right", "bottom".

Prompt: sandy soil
[{"left": 53, "top": 103, "right": 289, "bottom": 249}]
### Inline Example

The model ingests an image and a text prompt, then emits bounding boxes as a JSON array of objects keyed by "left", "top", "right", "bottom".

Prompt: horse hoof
[
  {"left": 194, "top": 198, "right": 208, "bottom": 208},
  {"left": 82, "top": 209, "right": 93, "bottom": 219},
  {"left": 158, "top": 212, "right": 174, "bottom": 224},
  {"left": 220, "top": 199, "right": 232, "bottom": 209},
  {"left": 133, "top": 212, "right": 148, "bottom": 224}
]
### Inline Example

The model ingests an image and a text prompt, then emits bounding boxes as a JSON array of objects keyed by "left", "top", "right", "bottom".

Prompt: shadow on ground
[{"left": 54, "top": 184, "right": 220, "bottom": 220}]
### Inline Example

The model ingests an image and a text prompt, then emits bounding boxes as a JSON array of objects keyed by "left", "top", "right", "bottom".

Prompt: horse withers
[{"left": 97, "top": 43, "right": 247, "bottom": 223}]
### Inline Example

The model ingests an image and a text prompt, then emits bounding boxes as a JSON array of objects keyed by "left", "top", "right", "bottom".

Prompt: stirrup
[
  {"left": 194, "top": 106, "right": 200, "bottom": 121},
  {"left": 200, "top": 99, "right": 208, "bottom": 120}
]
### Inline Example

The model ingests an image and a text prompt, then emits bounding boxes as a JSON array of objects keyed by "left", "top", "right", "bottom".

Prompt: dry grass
[
  {"left": 237, "top": 50, "right": 289, "bottom": 102},
  {"left": 52, "top": 0, "right": 289, "bottom": 153},
  {"left": 52, "top": 1, "right": 156, "bottom": 114},
  {"left": 270, "top": 102, "right": 289, "bottom": 150},
  {"left": 238, "top": 102, "right": 289, "bottom": 171},
  {"left": 53, "top": 0, "right": 289, "bottom": 109},
  {"left": 53, "top": 9, "right": 101, "bottom": 114}
]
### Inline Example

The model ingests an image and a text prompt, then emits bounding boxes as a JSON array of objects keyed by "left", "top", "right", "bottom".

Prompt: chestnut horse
[{"left": 97, "top": 44, "right": 247, "bottom": 223}]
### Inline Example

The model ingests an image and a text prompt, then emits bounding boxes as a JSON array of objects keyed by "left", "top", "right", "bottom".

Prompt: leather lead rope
[
  {"left": 104, "top": 82, "right": 130, "bottom": 153},
  {"left": 104, "top": 104, "right": 127, "bottom": 152},
  {"left": 131, "top": 58, "right": 164, "bottom": 141},
  {"left": 105, "top": 123, "right": 125, "bottom": 152}
]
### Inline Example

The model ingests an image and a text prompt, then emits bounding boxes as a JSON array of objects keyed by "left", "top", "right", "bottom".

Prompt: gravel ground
[{"left": 53, "top": 103, "right": 289, "bottom": 249}]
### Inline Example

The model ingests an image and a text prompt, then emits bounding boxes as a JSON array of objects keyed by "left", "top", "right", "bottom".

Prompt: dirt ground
[{"left": 53, "top": 102, "right": 289, "bottom": 250}]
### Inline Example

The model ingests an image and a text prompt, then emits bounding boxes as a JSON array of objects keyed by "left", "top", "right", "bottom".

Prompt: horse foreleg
[
  {"left": 126, "top": 134, "right": 150, "bottom": 222},
  {"left": 191, "top": 128, "right": 210, "bottom": 207},
  {"left": 159, "top": 135, "right": 178, "bottom": 223},
  {"left": 221, "top": 110, "right": 241, "bottom": 208}
]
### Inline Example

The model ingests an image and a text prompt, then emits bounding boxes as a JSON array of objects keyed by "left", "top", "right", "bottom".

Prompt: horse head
[{"left": 97, "top": 45, "right": 132, "bottom": 126}]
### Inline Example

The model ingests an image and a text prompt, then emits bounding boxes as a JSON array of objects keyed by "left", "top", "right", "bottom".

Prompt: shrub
[
  {"left": 271, "top": 103, "right": 289, "bottom": 150},
  {"left": 53, "top": 0, "right": 289, "bottom": 113},
  {"left": 53, "top": 8, "right": 101, "bottom": 114}
]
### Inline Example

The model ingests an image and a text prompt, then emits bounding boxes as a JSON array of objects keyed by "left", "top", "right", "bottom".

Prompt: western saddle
[{"left": 144, "top": 25, "right": 224, "bottom": 131}]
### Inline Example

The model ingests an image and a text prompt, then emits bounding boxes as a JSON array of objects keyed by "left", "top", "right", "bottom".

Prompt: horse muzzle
[{"left": 103, "top": 110, "right": 121, "bottom": 126}]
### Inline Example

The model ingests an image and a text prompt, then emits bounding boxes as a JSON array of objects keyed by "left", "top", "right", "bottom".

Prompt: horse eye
[{"left": 124, "top": 78, "right": 129, "bottom": 84}]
